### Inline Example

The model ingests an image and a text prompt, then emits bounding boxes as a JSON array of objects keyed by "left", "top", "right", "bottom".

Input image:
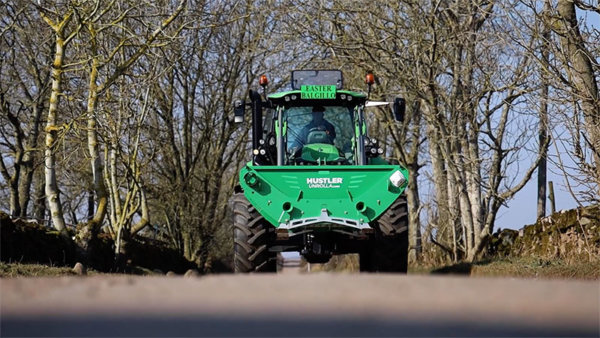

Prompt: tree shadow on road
[{"left": 431, "top": 260, "right": 494, "bottom": 275}]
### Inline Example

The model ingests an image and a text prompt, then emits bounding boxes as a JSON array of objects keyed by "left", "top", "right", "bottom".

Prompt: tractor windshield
[{"left": 285, "top": 105, "right": 355, "bottom": 164}]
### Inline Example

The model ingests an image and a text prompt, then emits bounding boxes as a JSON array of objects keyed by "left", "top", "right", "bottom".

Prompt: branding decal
[
  {"left": 300, "top": 85, "right": 337, "bottom": 99},
  {"left": 306, "top": 177, "right": 343, "bottom": 188}
]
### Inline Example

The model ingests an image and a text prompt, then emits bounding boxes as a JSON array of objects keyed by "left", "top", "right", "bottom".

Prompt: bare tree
[
  {"left": 38, "top": 2, "right": 86, "bottom": 232},
  {"left": 101, "top": 83, "right": 153, "bottom": 257},
  {"left": 513, "top": 0, "right": 599, "bottom": 205},
  {"left": 537, "top": 2, "right": 552, "bottom": 219},
  {"left": 81, "top": 0, "right": 186, "bottom": 234},
  {"left": 0, "top": 2, "right": 52, "bottom": 218},
  {"left": 288, "top": 0, "right": 550, "bottom": 262},
  {"left": 147, "top": 0, "right": 307, "bottom": 267},
  {"left": 1, "top": 0, "right": 312, "bottom": 269},
  {"left": 58, "top": 0, "right": 188, "bottom": 258},
  {"left": 550, "top": 0, "right": 600, "bottom": 201}
]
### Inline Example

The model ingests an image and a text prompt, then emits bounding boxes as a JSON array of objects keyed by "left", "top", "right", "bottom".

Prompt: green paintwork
[
  {"left": 300, "top": 144, "right": 342, "bottom": 162},
  {"left": 275, "top": 120, "right": 287, "bottom": 138},
  {"left": 300, "top": 85, "right": 337, "bottom": 99},
  {"left": 368, "top": 156, "right": 389, "bottom": 165},
  {"left": 268, "top": 90, "right": 367, "bottom": 101},
  {"left": 239, "top": 163, "right": 408, "bottom": 228}
]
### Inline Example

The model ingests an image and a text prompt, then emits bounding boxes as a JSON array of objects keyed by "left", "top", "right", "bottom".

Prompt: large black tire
[
  {"left": 232, "top": 192, "right": 277, "bottom": 273},
  {"left": 360, "top": 194, "right": 409, "bottom": 273}
]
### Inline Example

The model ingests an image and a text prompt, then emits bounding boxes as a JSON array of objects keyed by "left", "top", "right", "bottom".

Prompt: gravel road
[{"left": 1, "top": 273, "right": 598, "bottom": 337}]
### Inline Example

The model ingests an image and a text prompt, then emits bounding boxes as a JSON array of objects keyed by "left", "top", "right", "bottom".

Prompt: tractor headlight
[
  {"left": 389, "top": 170, "right": 407, "bottom": 188},
  {"left": 244, "top": 172, "right": 259, "bottom": 187}
]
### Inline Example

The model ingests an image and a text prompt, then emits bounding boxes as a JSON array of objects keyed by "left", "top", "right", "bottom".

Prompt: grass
[
  {"left": 469, "top": 257, "right": 600, "bottom": 280},
  {"left": 0, "top": 262, "right": 79, "bottom": 278},
  {"left": 415, "top": 257, "right": 600, "bottom": 280},
  {"left": 0, "top": 262, "right": 173, "bottom": 277},
  {"left": 3, "top": 256, "right": 599, "bottom": 279},
  {"left": 305, "top": 254, "right": 600, "bottom": 280}
]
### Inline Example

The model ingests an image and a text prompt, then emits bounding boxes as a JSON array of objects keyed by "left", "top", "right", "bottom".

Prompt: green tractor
[{"left": 232, "top": 70, "right": 409, "bottom": 273}]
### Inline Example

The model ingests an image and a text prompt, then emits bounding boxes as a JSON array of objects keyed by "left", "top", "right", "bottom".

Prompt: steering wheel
[{"left": 306, "top": 127, "right": 332, "bottom": 144}]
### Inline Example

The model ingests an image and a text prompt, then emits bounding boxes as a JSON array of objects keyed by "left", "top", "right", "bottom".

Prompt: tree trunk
[
  {"left": 44, "top": 34, "right": 67, "bottom": 233},
  {"left": 18, "top": 103, "right": 44, "bottom": 217},
  {"left": 555, "top": 0, "right": 600, "bottom": 189},
  {"left": 32, "top": 168, "right": 46, "bottom": 222},
  {"left": 86, "top": 51, "right": 108, "bottom": 229},
  {"left": 18, "top": 159, "right": 33, "bottom": 218},
  {"left": 406, "top": 163, "right": 421, "bottom": 263},
  {"left": 183, "top": 232, "right": 192, "bottom": 261},
  {"left": 8, "top": 167, "right": 20, "bottom": 217},
  {"left": 406, "top": 101, "right": 422, "bottom": 263},
  {"left": 538, "top": 4, "right": 550, "bottom": 219},
  {"left": 425, "top": 106, "right": 451, "bottom": 249}
]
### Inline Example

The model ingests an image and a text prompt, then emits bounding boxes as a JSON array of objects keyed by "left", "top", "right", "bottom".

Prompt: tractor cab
[
  {"left": 270, "top": 91, "right": 365, "bottom": 166},
  {"left": 235, "top": 70, "right": 403, "bottom": 167}
]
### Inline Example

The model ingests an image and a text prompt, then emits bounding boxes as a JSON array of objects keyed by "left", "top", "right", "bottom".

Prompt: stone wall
[{"left": 489, "top": 205, "right": 600, "bottom": 262}]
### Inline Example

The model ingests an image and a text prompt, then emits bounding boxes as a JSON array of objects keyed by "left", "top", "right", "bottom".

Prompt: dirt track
[{"left": 1, "top": 273, "right": 599, "bottom": 337}]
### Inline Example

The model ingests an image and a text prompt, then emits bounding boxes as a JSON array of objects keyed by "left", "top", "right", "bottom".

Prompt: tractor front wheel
[
  {"left": 360, "top": 194, "right": 409, "bottom": 273},
  {"left": 232, "top": 192, "right": 277, "bottom": 273}
]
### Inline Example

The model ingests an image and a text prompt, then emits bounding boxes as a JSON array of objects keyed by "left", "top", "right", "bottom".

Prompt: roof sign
[{"left": 300, "top": 85, "right": 337, "bottom": 99}]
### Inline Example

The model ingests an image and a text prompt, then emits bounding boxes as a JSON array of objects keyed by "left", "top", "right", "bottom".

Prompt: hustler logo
[{"left": 306, "top": 177, "right": 343, "bottom": 188}]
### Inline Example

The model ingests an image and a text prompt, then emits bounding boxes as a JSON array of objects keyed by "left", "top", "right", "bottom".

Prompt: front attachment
[{"left": 239, "top": 164, "right": 408, "bottom": 235}]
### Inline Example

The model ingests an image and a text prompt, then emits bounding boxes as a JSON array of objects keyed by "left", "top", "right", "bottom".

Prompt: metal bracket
[{"left": 278, "top": 208, "right": 371, "bottom": 231}]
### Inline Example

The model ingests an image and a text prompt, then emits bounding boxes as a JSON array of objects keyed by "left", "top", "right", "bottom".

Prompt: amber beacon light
[
  {"left": 365, "top": 72, "right": 375, "bottom": 98},
  {"left": 259, "top": 75, "right": 269, "bottom": 87}
]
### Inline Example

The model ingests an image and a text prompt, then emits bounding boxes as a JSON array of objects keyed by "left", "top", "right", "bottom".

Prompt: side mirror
[
  {"left": 392, "top": 97, "right": 405, "bottom": 122},
  {"left": 234, "top": 99, "right": 245, "bottom": 123}
]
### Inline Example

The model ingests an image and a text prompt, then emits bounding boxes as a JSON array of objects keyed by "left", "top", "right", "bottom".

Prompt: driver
[{"left": 297, "top": 105, "right": 336, "bottom": 145}]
